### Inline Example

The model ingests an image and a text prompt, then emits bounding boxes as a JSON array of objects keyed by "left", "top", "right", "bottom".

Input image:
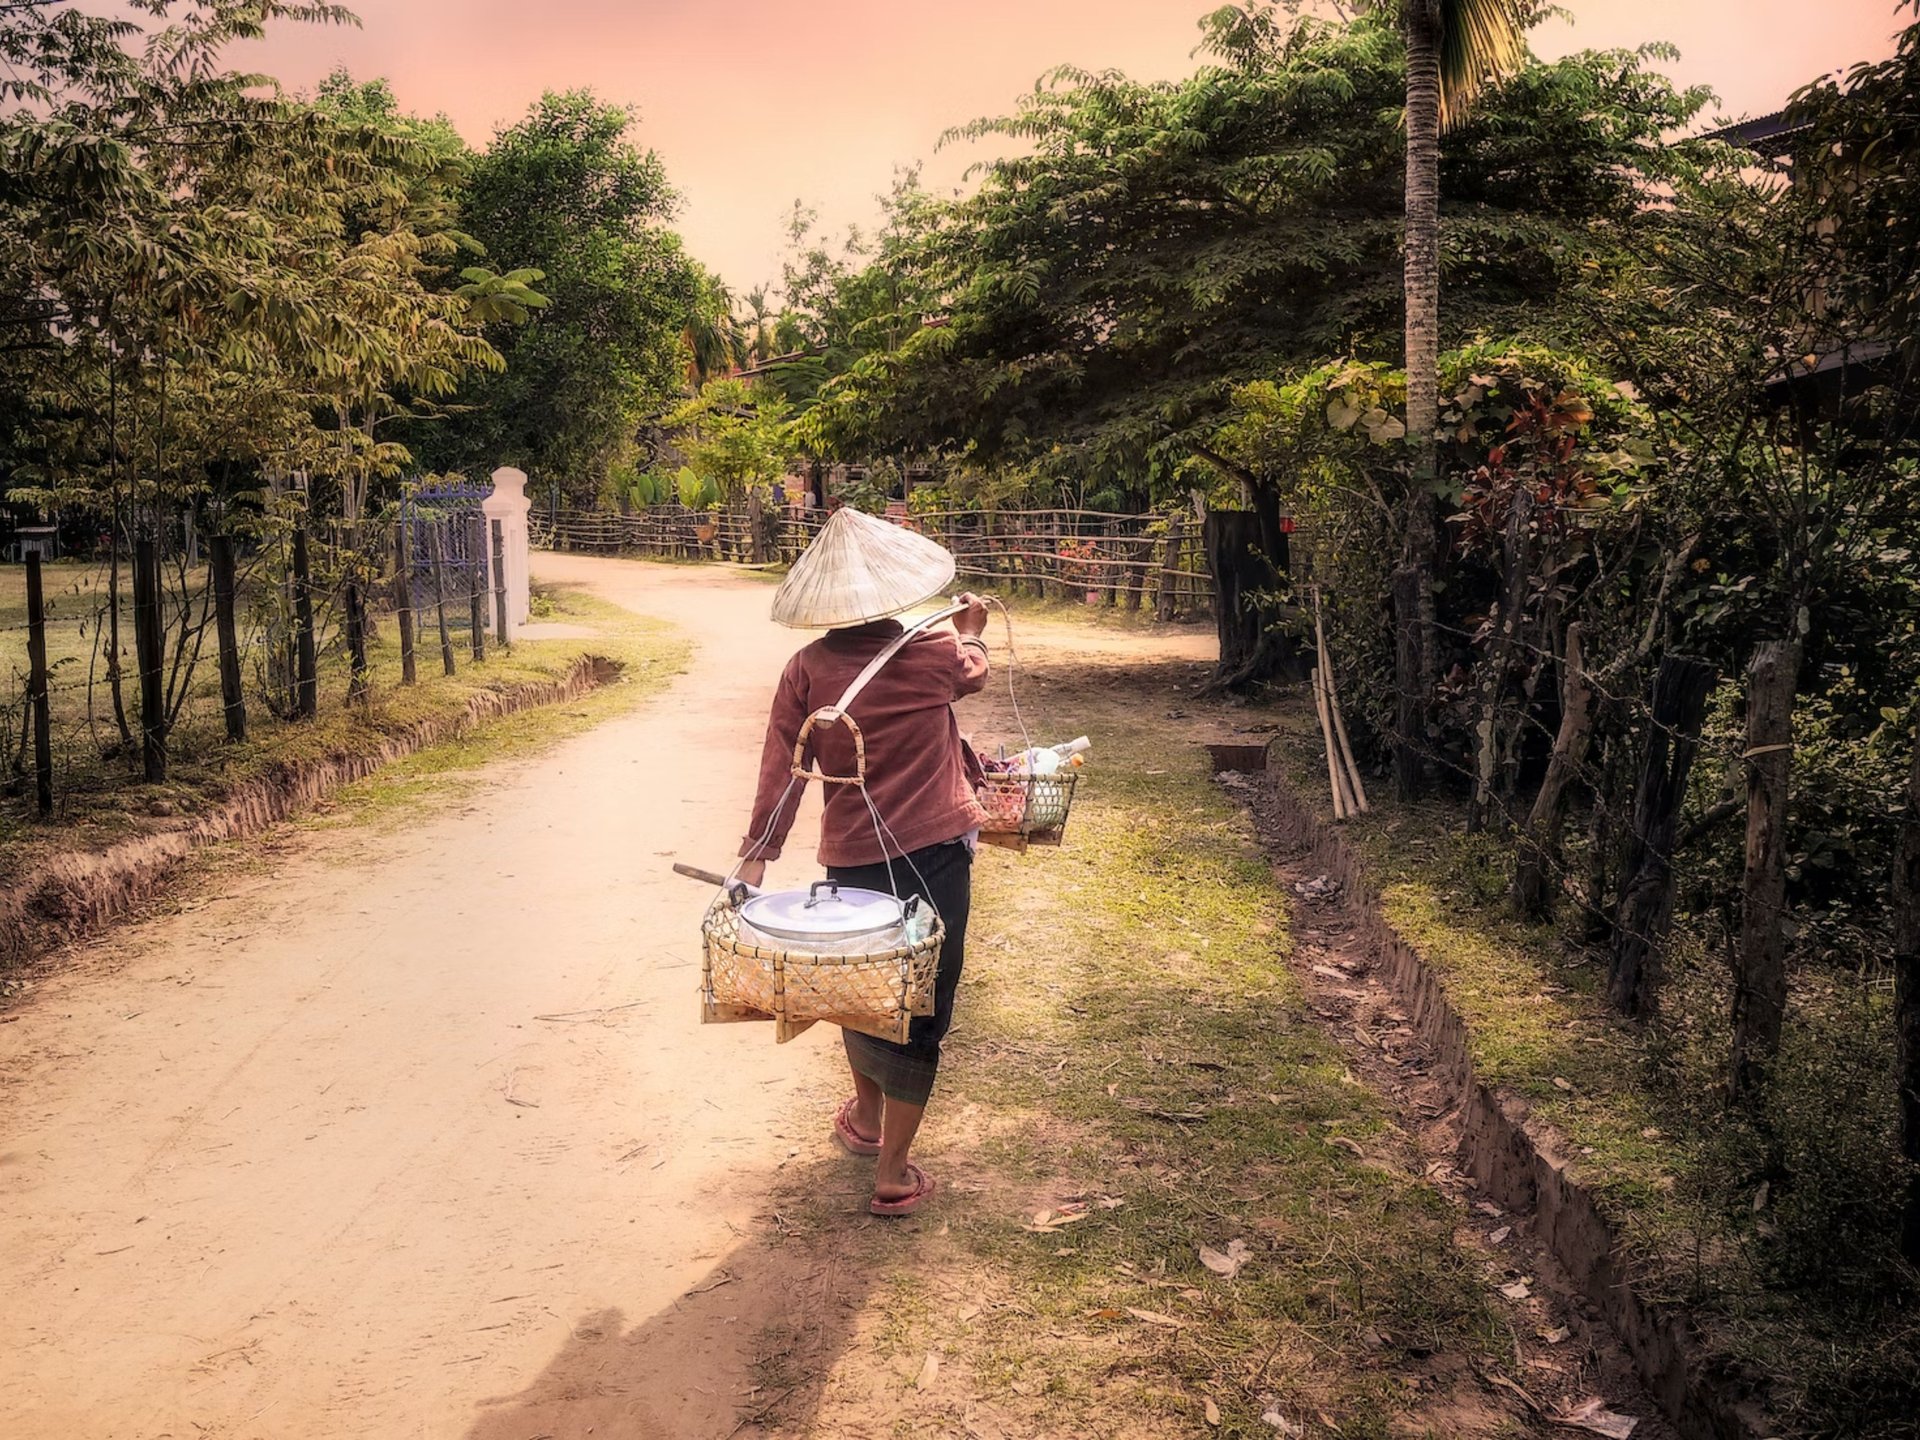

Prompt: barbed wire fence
[{"left": 0, "top": 503, "right": 516, "bottom": 825}]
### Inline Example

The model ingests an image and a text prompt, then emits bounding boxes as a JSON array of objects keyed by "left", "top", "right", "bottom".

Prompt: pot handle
[
  {"left": 791, "top": 707, "right": 866, "bottom": 786},
  {"left": 805, "top": 880, "right": 841, "bottom": 908}
]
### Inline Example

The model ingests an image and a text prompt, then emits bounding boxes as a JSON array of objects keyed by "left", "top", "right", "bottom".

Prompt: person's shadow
[{"left": 462, "top": 1152, "right": 885, "bottom": 1440}]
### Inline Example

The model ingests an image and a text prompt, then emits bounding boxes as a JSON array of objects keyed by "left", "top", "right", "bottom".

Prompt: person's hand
[
  {"left": 735, "top": 858, "right": 767, "bottom": 889},
  {"left": 953, "top": 591, "right": 990, "bottom": 639}
]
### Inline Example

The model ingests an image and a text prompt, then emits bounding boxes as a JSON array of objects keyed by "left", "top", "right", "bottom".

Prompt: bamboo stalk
[
  {"left": 1312, "top": 664, "right": 1350, "bottom": 820},
  {"left": 1314, "top": 590, "right": 1369, "bottom": 814}
]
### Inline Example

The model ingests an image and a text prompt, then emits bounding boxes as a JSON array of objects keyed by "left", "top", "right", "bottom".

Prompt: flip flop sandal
[
  {"left": 868, "top": 1162, "right": 936, "bottom": 1217},
  {"left": 833, "top": 1097, "right": 882, "bottom": 1157}
]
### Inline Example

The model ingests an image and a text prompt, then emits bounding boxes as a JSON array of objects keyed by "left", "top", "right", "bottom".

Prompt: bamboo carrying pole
[{"left": 1313, "top": 589, "right": 1369, "bottom": 814}]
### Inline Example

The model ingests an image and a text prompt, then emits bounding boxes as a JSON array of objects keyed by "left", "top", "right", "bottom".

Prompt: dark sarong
[{"left": 829, "top": 838, "right": 972, "bottom": 1106}]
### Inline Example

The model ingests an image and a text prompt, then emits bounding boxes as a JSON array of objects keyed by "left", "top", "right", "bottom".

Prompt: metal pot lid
[{"left": 739, "top": 881, "right": 906, "bottom": 942}]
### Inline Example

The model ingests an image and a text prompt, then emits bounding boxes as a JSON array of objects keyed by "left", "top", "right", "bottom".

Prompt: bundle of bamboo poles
[{"left": 1310, "top": 588, "right": 1369, "bottom": 821}]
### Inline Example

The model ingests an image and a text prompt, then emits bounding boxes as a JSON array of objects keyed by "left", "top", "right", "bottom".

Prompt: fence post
[
  {"left": 24, "top": 553, "right": 52, "bottom": 816},
  {"left": 1157, "top": 514, "right": 1185, "bottom": 622},
  {"left": 429, "top": 521, "right": 456, "bottom": 676},
  {"left": 344, "top": 524, "right": 369, "bottom": 703},
  {"left": 291, "top": 520, "right": 318, "bottom": 719},
  {"left": 210, "top": 533, "right": 247, "bottom": 741},
  {"left": 134, "top": 532, "right": 167, "bottom": 778},
  {"left": 468, "top": 514, "right": 487, "bottom": 662},
  {"left": 490, "top": 517, "right": 511, "bottom": 646},
  {"left": 393, "top": 517, "right": 417, "bottom": 686}
]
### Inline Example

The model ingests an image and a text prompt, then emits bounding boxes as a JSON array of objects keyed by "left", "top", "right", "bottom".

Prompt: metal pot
[{"left": 737, "top": 880, "right": 920, "bottom": 945}]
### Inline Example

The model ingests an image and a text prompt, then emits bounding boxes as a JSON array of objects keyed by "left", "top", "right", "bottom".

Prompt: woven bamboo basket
[
  {"left": 977, "top": 768, "right": 1079, "bottom": 852},
  {"left": 700, "top": 891, "right": 943, "bottom": 1044}
]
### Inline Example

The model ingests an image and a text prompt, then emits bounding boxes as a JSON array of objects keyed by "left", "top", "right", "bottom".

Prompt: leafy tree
[
  {"left": 798, "top": 5, "right": 1708, "bottom": 684},
  {"left": 432, "top": 90, "right": 701, "bottom": 503},
  {"left": 1, "top": 1, "right": 524, "bottom": 772},
  {"left": 666, "top": 378, "right": 792, "bottom": 505}
]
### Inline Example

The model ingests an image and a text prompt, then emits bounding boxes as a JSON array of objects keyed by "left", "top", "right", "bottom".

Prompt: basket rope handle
[
  {"left": 787, "top": 598, "right": 969, "bottom": 787},
  {"left": 791, "top": 707, "right": 867, "bottom": 785}
]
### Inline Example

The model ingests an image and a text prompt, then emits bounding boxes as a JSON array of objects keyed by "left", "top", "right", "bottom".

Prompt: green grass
[
  {"left": 0, "top": 560, "right": 686, "bottom": 893},
  {"left": 1264, "top": 724, "right": 1920, "bottom": 1438},
  {"left": 767, "top": 660, "right": 1532, "bottom": 1438}
]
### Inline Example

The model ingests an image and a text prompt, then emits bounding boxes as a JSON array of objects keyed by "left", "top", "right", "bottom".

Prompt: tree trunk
[
  {"left": 1395, "top": 0, "right": 1444, "bottom": 802},
  {"left": 1893, "top": 711, "right": 1920, "bottom": 1265},
  {"left": 1204, "top": 506, "right": 1295, "bottom": 691},
  {"left": 210, "top": 534, "right": 246, "bottom": 742},
  {"left": 133, "top": 533, "right": 167, "bottom": 782},
  {"left": 1608, "top": 655, "right": 1715, "bottom": 1017},
  {"left": 1157, "top": 514, "right": 1185, "bottom": 622},
  {"left": 747, "top": 488, "right": 767, "bottom": 565},
  {"left": 1468, "top": 482, "right": 1533, "bottom": 832},
  {"left": 1731, "top": 636, "right": 1801, "bottom": 1100},
  {"left": 291, "top": 521, "right": 318, "bottom": 720},
  {"left": 25, "top": 553, "right": 52, "bottom": 816},
  {"left": 1514, "top": 622, "right": 1592, "bottom": 919},
  {"left": 344, "top": 572, "right": 369, "bottom": 703},
  {"left": 106, "top": 516, "right": 132, "bottom": 746},
  {"left": 393, "top": 519, "right": 417, "bottom": 687}
]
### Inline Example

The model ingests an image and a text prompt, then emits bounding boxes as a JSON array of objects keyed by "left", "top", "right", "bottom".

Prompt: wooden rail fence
[{"left": 532, "top": 505, "right": 1217, "bottom": 618}]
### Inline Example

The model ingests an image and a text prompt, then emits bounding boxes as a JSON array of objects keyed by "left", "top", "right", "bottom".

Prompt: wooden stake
[
  {"left": 1313, "top": 664, "right": 1349, "bottom": 820},
  {"left": 1314, "top": 591, "right": 1369, "bottom": 814},
  {"left": 428, "top": 522, "right": 456, "bottom": 676}
]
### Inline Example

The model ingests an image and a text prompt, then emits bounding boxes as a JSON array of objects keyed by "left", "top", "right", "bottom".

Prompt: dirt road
[{"left": 2, "top": 556, "right": 1206, "bottom": 1439}]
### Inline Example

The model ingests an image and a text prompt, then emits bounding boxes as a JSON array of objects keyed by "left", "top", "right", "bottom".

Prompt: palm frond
[{"left": 1438, "top": 0, "right": 1531, "bottom": 130}]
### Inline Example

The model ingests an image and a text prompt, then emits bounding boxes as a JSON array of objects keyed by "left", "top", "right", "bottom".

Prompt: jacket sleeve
[
  {"left": 952, "top": 633, "right": 991, "bottom": 699},
  {"left": 739, "top": 657, "right": 809, "bottom": 861}
]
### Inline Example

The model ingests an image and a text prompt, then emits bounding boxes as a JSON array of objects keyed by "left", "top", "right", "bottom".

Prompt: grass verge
[
  {"left": 766, "top": 657, "right": 1534, "bottom": 1439},
  {"left": 0, "top": 566, "right": 687, "bottom": 921},
  {"left": 1265, "top": 720, "right": 1919, "bottom": 1439}
]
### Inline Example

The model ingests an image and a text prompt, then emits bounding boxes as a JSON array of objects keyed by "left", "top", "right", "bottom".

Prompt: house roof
[{"left": 1705, "top": 108, "right": 1811, "bottom": 153}]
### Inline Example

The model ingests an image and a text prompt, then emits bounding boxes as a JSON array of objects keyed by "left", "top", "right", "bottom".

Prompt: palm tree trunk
[{"left": 1395, "top": 0, "right": 1444, "bottom": 801}]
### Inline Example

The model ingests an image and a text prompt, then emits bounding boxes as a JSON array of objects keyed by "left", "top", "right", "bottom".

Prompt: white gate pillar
[{"left": 483, "top": 466, "right": 533, "bottom": 634}]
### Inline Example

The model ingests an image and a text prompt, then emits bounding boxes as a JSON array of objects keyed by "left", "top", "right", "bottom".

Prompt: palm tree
[
  {"left": 1392, "top": 0, "right": 1530, "bottom": 799},
  {"left": 742, "top": 284, "right": 777, "bottom": 366},
  {"left": 682, "top": 269, "right": 747, "bottom": 389}
]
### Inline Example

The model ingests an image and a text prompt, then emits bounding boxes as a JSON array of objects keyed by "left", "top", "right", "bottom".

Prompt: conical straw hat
[{"left": 771, "top": 506, "right": 956, "bottom": 629}]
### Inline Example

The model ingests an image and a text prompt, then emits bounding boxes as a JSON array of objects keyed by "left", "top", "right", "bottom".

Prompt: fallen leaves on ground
[
  {"left": 1124, "top": 1307, "right": 1186, "bottom": 1328},
  {"left": 1203, "top": 1397, "right": 1221, "bottom": 1426},
  {"left": 1198, "top": 1238, "right": 1252, "bottom": 1279},
  {"left": 915, "top": 1351, "right": 941, "bottom": 1390},
  {"left": 1548, "top": 1397, "right": 1639, "bottom": 1437},
  {"left": 1499, "top": 1278, "right": 1533, "bottom": 1301}
]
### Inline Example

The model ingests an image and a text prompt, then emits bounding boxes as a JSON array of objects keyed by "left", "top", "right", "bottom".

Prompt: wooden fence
[{"left": 532, "top": 504, "right": 1217, "bottom": 619}]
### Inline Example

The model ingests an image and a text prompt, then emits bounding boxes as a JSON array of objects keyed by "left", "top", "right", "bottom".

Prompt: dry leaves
[
  {"left": 1203, "top": 1397, "right": 1221, "bottom": 1427},
  {"left": 1488, "top": 1225, "right": 1511, "bottom": 1246},
  {"left": 1539, "top": 1324, "right": 1571, "bottom": 1346},
  {"left": 1259, "top": 1408, "right": 1303, "bottom": 1436},
  {"left": 1499, "top": 1278, "right": 1533, "bottom": 1301},
  {"left": 1198, "top": 1238, "right": 1252, "bottom": 1279},
  {"left": 1124, "top": 1307, "right": 1186, "bottom": 1329},
  {"left": 914, "top": 1351, "right": 941, "bottom": 1390},
  {"left": 1549, "top": 1397, "right": 1639, "bottom": 1438}
]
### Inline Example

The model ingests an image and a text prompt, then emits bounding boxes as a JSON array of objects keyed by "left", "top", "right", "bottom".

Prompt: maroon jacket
[{"left": 740, "top": 620, "right": 991, "bottom": 866}]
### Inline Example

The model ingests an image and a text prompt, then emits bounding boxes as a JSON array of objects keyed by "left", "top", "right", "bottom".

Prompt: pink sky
[{"left": 236, "top": 0, "right": 1906, "bottom": 293}]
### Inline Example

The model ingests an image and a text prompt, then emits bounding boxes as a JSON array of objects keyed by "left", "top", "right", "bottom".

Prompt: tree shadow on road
[{"left": 461, "top": 1152, "right": 886, "bottom": 1440}]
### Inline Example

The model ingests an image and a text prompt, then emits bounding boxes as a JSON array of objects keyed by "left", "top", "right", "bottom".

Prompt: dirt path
[
  {"left": 0, "top": 559, "right": 1214, "bottom": 1439},
  {"left": 5, "top": 557, "right": 1163, "bottom": 1439}
]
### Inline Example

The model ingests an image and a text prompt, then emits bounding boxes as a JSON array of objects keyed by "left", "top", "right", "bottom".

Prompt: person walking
[{"left": 734, "top": 506, "right": 990, "bottom": 1215}]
